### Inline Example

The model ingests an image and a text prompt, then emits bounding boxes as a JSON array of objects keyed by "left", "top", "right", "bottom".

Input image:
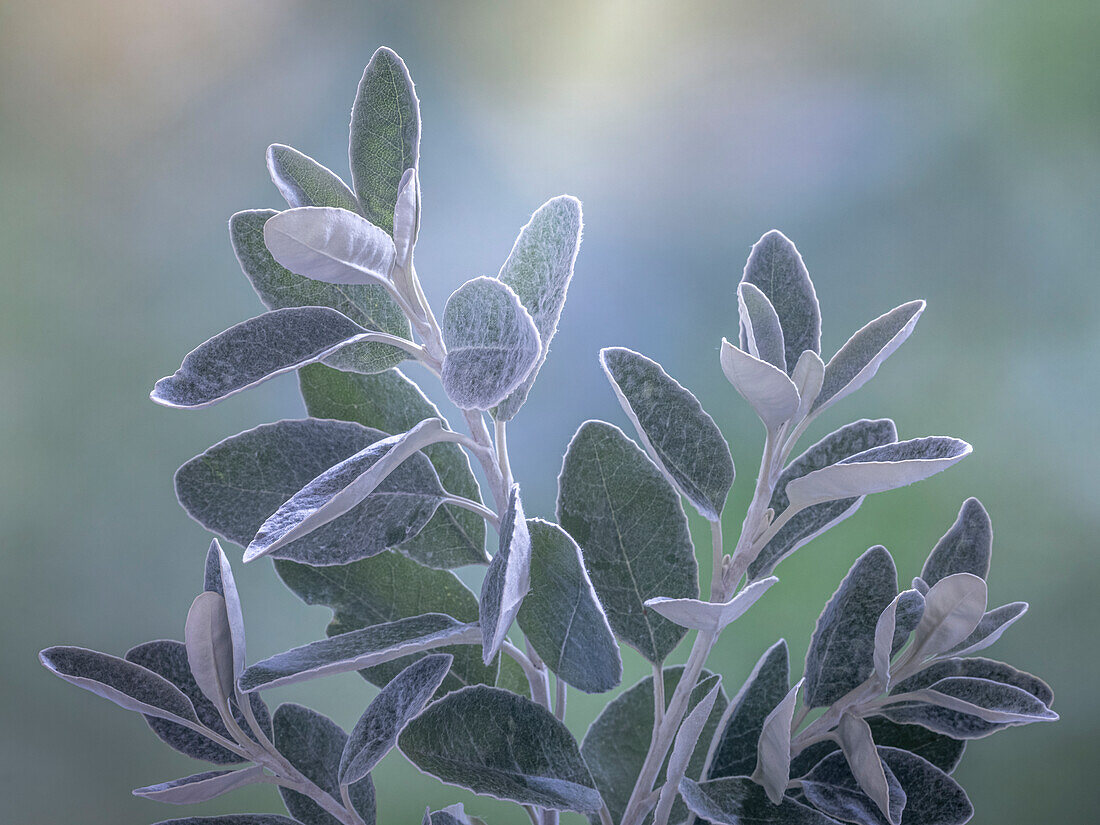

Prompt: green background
[{"left": 2, "top": 1, "right": 1096, "bottom": 822}]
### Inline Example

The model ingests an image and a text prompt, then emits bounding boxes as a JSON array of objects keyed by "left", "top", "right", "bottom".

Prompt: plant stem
[
  {"left": 495, "top": 417, "right": 514, "bottom": 490},
  {"left": 554, "top": 673, "right": 567, "bottom": 722},
  {"left": 441, "top": 494, "right": 500, "bottom": 528}
]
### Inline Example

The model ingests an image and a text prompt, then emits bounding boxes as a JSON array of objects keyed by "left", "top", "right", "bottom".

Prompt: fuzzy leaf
[
  {"left": 266, "top": 144, "right": 362, "bottom": 212},
  {"left": 185, "top": 592, "right": 236, "bottom": 710},
  {"left": 750, "top": 419, "right": 898, "bottom": 580},
  {"left": 877, "top": 747, "right": 972, "bottom": 825},
  {"left": 557, "top": 420, "right": 699, "bottom": 664},
  {"left": 601, "top": 347, "right": 735, "bottom": 520},
  {"left": 738, "top": 282, "right": 787, "bottom": 371},
  {"left": 680, "top": 776, "right": 837, "bottom": 825},
  {"left": 350, "top": 47, "right": 420, "bottom": 233},
  {"left": 720, "top": 338, "right": 800, "bottom": 430},
  {"left": 231, "top": 209, "right": 408, "bottom": 374},
  {"left": 874, "top": 590, "right": 925, "bottom": 689},
  {"left": 340, "top": 654, "right": 453, "bottom": 785},
  {"left": 151, "top": 307, "right": 369, "bottom": 408},
  {"left": 399, "top": 686, "right": 601, "bottom": 812},
  {"left": 805, "top": 547, "right": 898, "bottom": 708},
  {"left": 392, "top": 168, "right": 419, "bottom": 271},
  {"left": 887, "top": 677, "right": 1057, "bottom": 731},
  {"left": 245, "top": 421, "right": 450, "bottom": 564},
  {"left": 654, "top": 681, "right": 724, "bottom": 825},
  {"left": 239, "top": 615, "right": 478, "bottom": 693},
  {"left": 299, "top": 364, "right": 487, "bottom": 568},
  {"left": 493, "top": 195, "right": 583, "bottom": 420},
  {"left": 790, "top": 718, "right": 966, "bottom": 779},
  {"left": 133, "top": 766, "right": 268, "bottom": 805},
  {"left": 813, "top": 301, "right": 925, "bottom": 415},
  {"left": 516, "top": 519, "right": 621, "bottom": 694},
  {"left": 920, "top": 499, "right": 993, "bottom": 588},
  {"left": 784, "top": 438, "right": 972, "bottom": 510},
  {"left": 204, "top": 540, "right": 247, "bottom": 681},
  {"left": 739, "top": 230, "right": 821, "bottom": 373},
  {"left": 441, "top": 276, "right": 541, "bottom": 410},
  {"left": 263, "top": 206, "right": 397, "bottom": 288},
  {"left": 149, "top": 817, "right": 298, "bottom": 825},
  {"left": 836, "top": 712, "right": 897, "bottom": 823},
  {"left": 791, "top": 349, "right": 826, "bottom": 421},
  {"left": 800, "top": 746, "right": 905, "bottom": 825},
  {"left": 753, "top": 678, "right": 802, "bottom": 804},
  {"left": 582, "top": 667, "right": 727, "bottom": 823},
  {"left": 907, "top": 574, "right": 987, "bottom": 661},
  {"left": 946, "top": 602, "right": 1027, "bottom": 657},
  {"left": 273, "top": 704, "right": 375, "bottom": 825},
  {"left": 645, "top": 576, "right": 778, "bottom": 634},
  {"left": 480, "top": 486, "right": 532, "bottom": 663}
]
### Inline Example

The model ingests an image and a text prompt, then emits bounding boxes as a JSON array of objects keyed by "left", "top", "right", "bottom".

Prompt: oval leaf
[
  {"left": 920, "top": 498, "right": 992, "bottom": 588},
  {"left": 263, "top": 206, "right": 397, "bottom": 286},
  {"left": 720, "top": 338, "right": 800, "bottom": 430},
  {"left": 681, "top": 776, "right": 837, "bottom": 825},
  {"left": 908, "top": 573, "right": 987, "bottom": 662},
  {"left": 185, "top": 591, "right": 236, "bottom": 710},
  {"left": 753, "top": 678, "right": 803, "bottom": 804},
  {"left": 204, "top": 539, "right": 247, "bottom": 681},
  {"left": 266, "top": 144, "right": 362, "bottom": 213},
  {"left": 800, "top": 746, "right": 905, "bottom": 825},
  {"left": 480, "top": 486, "right": 532, "bottom": 664},
  {"left": 738, "top": 282, "right": 787, "bottom": 371},
  {"left": 645, "top": 576, "right": 778, "bottom": 634},
  {"left": 947, "top": 601, "right": 1027, "bottom": 657},
  {"left": 877, "top": 746, "right": 973, "bottom": 825},
  {"left": 133, "top": 766, "right": 268, "bottom": 805}
]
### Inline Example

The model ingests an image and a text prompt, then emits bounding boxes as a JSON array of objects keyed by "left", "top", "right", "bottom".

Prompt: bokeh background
[{"left": 2, "top": 1, "right": 1097, "bottom": 822}]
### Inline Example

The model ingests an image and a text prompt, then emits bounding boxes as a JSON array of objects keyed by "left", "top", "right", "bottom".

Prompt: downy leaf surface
[
  {"left": 645, "top": 576, "right": 778, "bottom": 634},
  {"left": 557, "top": 420, "right": 699, "bottom": 664},
  {"left": 654, "top": 681, "right": 724, "bottom": 825},
  {"left": 800, "top": 745, "right": 905, "bottom": 825},
  {"left": 133, "top": 766, "right": 268, "bottom": 805},
  {"left": 874, "top": 590, "right": 925, "bottom": 689},
  {"left": 184, "top": 591, "right": 236, "bottom": 710},
  {"left": 876, "top": 747, "right": 972, "bottom": 825},
  {"left": 834, "top": 711, "right": 898, "bottom": 823},
  {"left": 946, "top": 601, "right": 1027, "bottom": 657},
  {"left": 884, "top": 677, "right": 1056, "bottom": 737},
  {"left": 753, "top": 678, "right": 803, "bottom": 804},
  {"left": 149, "top": 817, "right": 298, "bottom": 825},
  {"left": 203, "top": 539, "right": 247, "bottom": 682},
  {"left": 720, "top": 338, "right": 800, "bottom": 430},
  {"left": 266, "top": 144, "right": 362, "bottom": 213},
  {"left": 738, "top": 281, "right": 787, "bottom": 371},
  {"left": 601, "top": 346, "right": 734, "bottom": 520},
  {"left": 789, "top": 717, "right": 966, "bottom": 780},
  {"left": 680, "top": 776, "right": 838, "bottom": 825},
  {"left": 479, "top": 486, "right": 532, "bottom": 664},
  {"left": 263, "top": 206, "right": 397, "bottom": 286},
  {"left": 907, "top": 574, "right": 987, "bottom": 662},
  {"left": 920, "top": 498, "right": 992, "bottom": 588}
]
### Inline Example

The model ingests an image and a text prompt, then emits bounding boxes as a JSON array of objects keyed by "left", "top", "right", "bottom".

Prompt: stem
[
  {"left": 709, "top": 519, "right": 724, "bottom": 601},
  {"left": 340, "top": 782, "right": 370, "bottom": 825},
  {"left": 463, "top": 409, "right": 508, "bottom": 510},
  {"left": 554, "top": 673, "right": 567, "bottom": 722},
  {"left": 598, "top": 803, "right": 615, "bottom": 825},
  {"left": 653, "top": 662, "right": 666, "bottom": 732},
  {"left": 495, "top": 418, "right": 514, "bottom": 490},
  {"left": 526, "top": 638, "right": 553, "bottom": 711},
  {"left": 441, "top": 494, "right": 500, "bottom": 528},
  {"left": 503, "top": 639, "right": 546, "bottom": 703}
]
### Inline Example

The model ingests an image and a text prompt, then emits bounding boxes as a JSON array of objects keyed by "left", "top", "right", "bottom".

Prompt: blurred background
[{"left": 2, "top": 1, "right": 1097, "bottom": 822}]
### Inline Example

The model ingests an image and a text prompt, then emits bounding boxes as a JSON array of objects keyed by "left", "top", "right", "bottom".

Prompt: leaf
[
  {"left": 946, "top": 601, "right": 1028, "bottom": 656},
  {"left": 126, "top": 640, "right": 271, "bottom": 764},
  {"left": 753, "top": 678, "right": 802, "bottom": 804},
  {"left": 350, "top": 47, "right": 420, "bottom": 233},
  {"left": 273, "top": 704, "right": 375, "bottom": 825},
  {"left": 877, "top": 747, "right": 973, "bottom": 825},
  {"left": 886, "top": 676, "right": 1057, "bottom": 731},
  {"left": 185, "top": 591, "right": 236, "bottom": 710},
  {"left": 151, "top": 307, "right": 370, "bottom": 408},
  {"left": 557, "top": 420, "right": 699, "bottom": 664},
  {"left": 231, "top": 209, "right": 408, "bottom": 374},
  {"left": 133, "top": 766, "right": 268, "bottom": 805},
  {"left": 645, "top": 576, "right": 778, "bottom": 634},
  {"left": 920, "top": 499, "right": 993, "bottom": 588},
  {"left": 791, "top": 349, "right": 826, "bottom": 421},
  {"left": 749, "top": 419, "right": 898, "bottom": 581},
  {"left": 244, "top": 420, "right": 450, "bottom": 564},
  {"left": 812, "top": 301, "right": 925, "bottom": 415},
  {"left": 149, "top": 817, "right": 299, "bottom": 825},
  {"left": 907, "top": 573, "right": 987, "bottom": 662},
  {"left": 263, "top": 206, "right": 397, "bottom": 286},
  {"left": 873, "top": 590, "right": 925, "bottom": 689},
  {"left": 863, "top": 718, "right": 966, "bottom": 775},
  {"left": 804, "top": 546, "right": 898, "bottom": 708},
  {"left": 239, "top": 614, "right": 478, "bottom": 693},
  {"left": 398, "top": 685, "right": 601, "bottom": 812},
  {"left": 889, "top": 592, "right": 926, "bottom": 657},
  {"left": 601, "top": 347, "right": 735, "bottom": 520},
  {"left": 392, "top": 168, "right": 420, "bottom": 272},
  {"left": 707, "top": 640, "right": 790, "bottom": 781},
  {"left": 680, "top": 776, "right": 838, "bottom": 825},
  {"left": 800, "top": 746, "right": 905, "bottom": 825},
  {"left": 480, "top": 486, "right": 532, "bottom": 663},
  {"left": 40, "top": 646, "right": 198, "bottom": 726},
  {"left": 720, "top": 338, "right": 800, "bottom": 430},
  {"left": 298, "top": 364, "right": 488, "bottom": 567},
  {"left": 654, "top": 680, "right": 724, "bottom": 825},
  {"left": 441, "top": 276, "right": 541, "bottom": 410},
  {"left": 493, "top": 195, "right": 584, "bottom": 420},
  {"left": 582, "top": 666, "right": 727, "bottom": 823},
  {"left": 204, "top": 540, "right": 247, "bottom": 681},
  {"left": 738, "top": 281, "right": 787, "bottom": 371},
  {"left": 739, "top": 230, "right": 821, "bottom": 373},
  {"left": 274, "top": 551, "right": 497, "bottom": 693},
  {"left": 784, "top": 438, "right": 972, "bottom": 511},
  {"left": 836, "top": 712, "right": 897, "bottom": 823},
  {"left": 339, "top": 654, "right": 453, "bottom": 785},
  {"left": 266, "top": 144, "right": 362, "bottom": 213}
]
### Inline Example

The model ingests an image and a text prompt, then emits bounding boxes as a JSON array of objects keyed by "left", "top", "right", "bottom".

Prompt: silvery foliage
[{"left": 41, "top": 47, "right": 1055, "bottom": 825}]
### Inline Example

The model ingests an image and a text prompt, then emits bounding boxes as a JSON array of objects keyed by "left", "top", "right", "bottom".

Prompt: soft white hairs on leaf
[
  {"left": 654, "top": 680, "right": 724, "bottom": 825},
  {"left": 264, "top": 206, "right": 396, "bottom": 286},
  {"left": 752, "top": 678, "right": 802, "bottom": 805},
  {"left": 837, "top": 712, "right": 895, "bottom": 824},
  {"left": 908, "top": 573, "right": 987, "bottom": 662},
  {"left": 947, "top": 601, "right": 1028, "bottom": 657},
  {"left": 645, "top": 577, "right": 778, "bottom": 634},
  {"left": 479, "top": 486, "right": 532, "bottom": 664},
  {"left": 392, "top": 167, "right": 420, "bottom": 273},
  {"left": 874, "top": 590, "right": 923, "bottom": 690},
  {"left": 133, "top": 766, "right": 269, "bottom": 805},
  {"left": 184, "top": 591, "right": 236, "bottom": 712},
  {"left": 890, "top": 676, "right": 1058, "bottom": 725},
  {"left": 205, "top": 539, "right": 246, "bottom": 682},
  {"left": 738, "top": 282, "right": 787, "bottom": 371},
  {"left": 790, "top": 349, "right": 825, "bottom": 422},
  {"left": 720, "top": 338, "right": 800, "bottom": 430},
  {"left": 266, "top": 143, "right": 362, "bottom": 213}
]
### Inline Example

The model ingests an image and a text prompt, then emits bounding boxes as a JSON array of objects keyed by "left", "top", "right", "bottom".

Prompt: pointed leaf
[
  {"left": 239, "top": 614, "right": 478, "bottom": 693},
  {"left": 399, "top": 685, "right": 601, "bottom": 812},
  {"left": 739, "top": 230, "right": 821, "bottom": 372},
  {"left": 836, "top": 712, "right": 896, "bottom": 823},
  {"left": 516, "top": 519, "right": 621, "bottom": 693},
  {"left": 800, "top": 746, "right": 905, "bottom": 825},
  {"left": 646, "top": 576, "right": 778, "bottom": 634},
  {"left": 877, "top": 746, "right": 973, "bottom": 825},
  {"left": 480, "top": 486, "right": 532, "bottom": 663},
  {"left": 263, "top": 206, "right": 397, "bottom": 288},
  {"left": 738, "top": 282, "right": 787, "bottom": 371},
  {"left": 185, "top": 592, "right": 236, "bottom": 710},
  {"left": 908, "top": 574, "right": 987, "bottom": 661},
  {"left": 887, "top": 676, "right": 1057, "bottom": 728},
  {"left": 204, "top": 540, "right": 247, "bottom": 681},
  {"left": 148, "top": 817, "right": 298, "bottom": 825},
  {"left": 874, "top": 590, "right": 925, "bottom": 689},
  {"left": 920, "top": 498, "right": 992, "bottom": 588},
  {"left": 753, "top": 678, "right": 802, "bottom": 804},
  {"left": 946, "top": 601, "right": 1027, "bottom": 656},
  {"left": 494, "top": 195, "right": 583, "bottom": 420},
  {"left": 340, "top": 654, "right": 453, "bottom": 785},
  {"left": 813, "top": 301, "right": 925, "bottom": 415},
  {"left": 40, "top": 646, "right": 198, "bottom": 726},
  {"left": 299, "top": 364, "right": 487, "bottom": 568},
  {"left": 805, "top": 547, "right": 898, "bottom": 707},
  {"left": 441, "top": 276, "right": 541, "bottom": 410},
  {"left": 266, "top": 144, "right": 362, "bottom": 212},
  {"left": 785, "top": 438, "right": 972, "bottom": 510},
  {"left": 350, "top": 47, "right": 420, "bottom": 233},
  {"left": 750, "top": 419, "right": 898, "bottom": 580},
  {"left": 152, "top": 307, "right": 369, "bottom": 408},
  {"left": 707, "top": 640, "right": 790, "bottom": 781},
  {"left": 557, "top": 420, "right": 699, "bottom": 664},
  {"left": 392, "top": 167, "right": 420, "bottom": 271},
  {"left": 720, "top": 338, "right": 800, "bottom": 429},
  {"left": 789, "top": 718, "right": 966, "bottom": 780},
  {"left": 791, "top": 349, "right": 826, "bottom": 421},
  {"left": 601, "top": 347, "right": 735, "bottom": 520},
  {"left": 654, "top": 681, "right": 724, "bottom": 825},
  {"left": 230, "top": 209, "right": 408, "bottom": 374},
  {"left": 245, "top": 420, "right": 450, "bottom": 564},
  {"left": 133, "top": 766, "right": 268, "bottom": 805},
  {"left": 273, "top": 704, "right": 375, "bottom": 825},
  {"left": 681, "top": 776, "right": 837, "bottom": 825}
]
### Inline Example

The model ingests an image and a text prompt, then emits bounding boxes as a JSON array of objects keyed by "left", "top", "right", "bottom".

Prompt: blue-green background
[{"left": 2, "top": 2, "right": 1096, "bottom": 822}]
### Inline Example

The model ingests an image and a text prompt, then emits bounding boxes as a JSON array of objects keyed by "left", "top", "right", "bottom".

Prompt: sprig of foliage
[{"left": 42, "top": 46, "right": 1056, "bottom": 825}]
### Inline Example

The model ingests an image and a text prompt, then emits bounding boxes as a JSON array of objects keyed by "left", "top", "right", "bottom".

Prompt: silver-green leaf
[
  {"left": 184, "top": 591, "right": 236, "bottom": 711},
  {"left": 752, "top": 678, "right": 802, "bottom": 804},
  {"left": 907, "top": 573, "right": 987, "bottom": 662},
  {"left": 645, "top": 576, "right": 778, "bottom": 634},
  {"left": 263, "top": 206, "right": 397, "bottom": 286},
  {"left": 920, "top": 498, "right": 992, "bottom": 588},
  {"left": 479, "top": 486, "right": 532, "bottom": 664},
  {"left": 720, "top": 338, "right": 800, "bottom": 430},
  {"left": 680, "top": 776, "right": 837, "bottom": 825},
  {"left": 266, "top": 144, "right": 362, "bottom": 213},
  {"left": 738, "top": 281, "right": 787, "bottom": 371},
  {"left": 133, "top": 766, "right": 269, "bottom": 806}
]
